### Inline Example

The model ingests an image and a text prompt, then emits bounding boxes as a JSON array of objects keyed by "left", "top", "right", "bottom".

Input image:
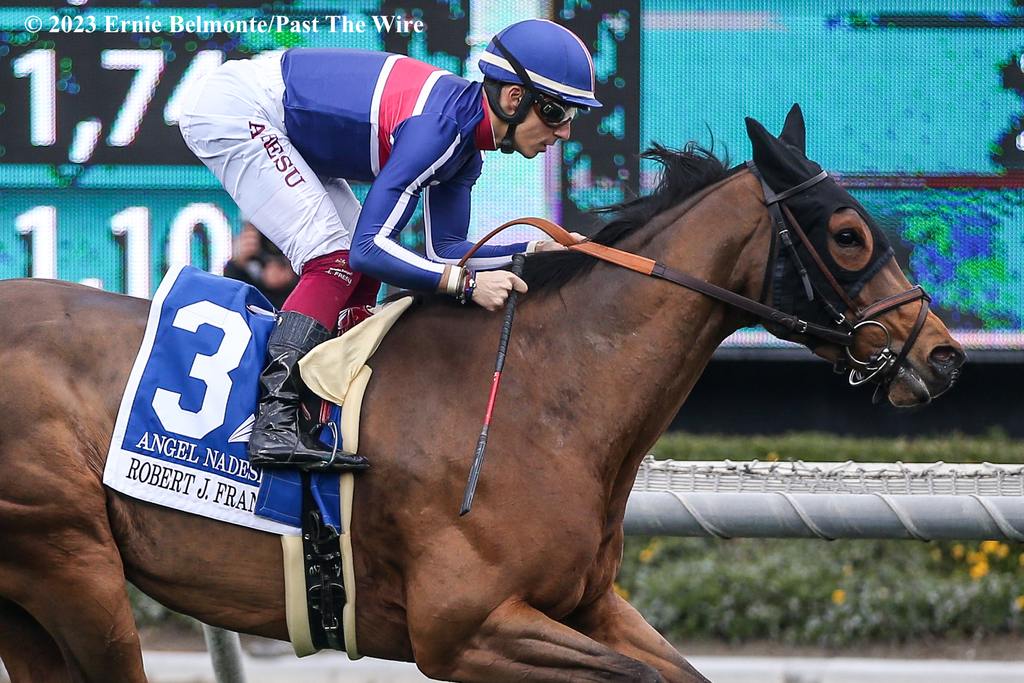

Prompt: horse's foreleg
[
  {"left": 568, "top": 591, "right": 710, "bottom": 683},
  {"left": 410, "top": 597, "right": 664, "bottom": 683},
  {"left": 0, "top": 600, "right": 71, "bottom": 683}
]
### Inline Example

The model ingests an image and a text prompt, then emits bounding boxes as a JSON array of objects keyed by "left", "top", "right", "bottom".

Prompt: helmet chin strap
[
  {"left": 484, "top": 34, "right": 539, "bottom": 155},
  {"left": 483, "top": 78, "right": 534, "bottom": 154}
]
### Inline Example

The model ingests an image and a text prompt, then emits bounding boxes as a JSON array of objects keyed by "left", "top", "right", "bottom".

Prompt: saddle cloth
[
  {"left": 103, "top": 264, "right": 299, "bottom": 534},
  {"left": 104, "top": 264, "right": 411, "bottom": 532},
  {"left": 103, "top": 265, "right": 412, "bottom": 657}
]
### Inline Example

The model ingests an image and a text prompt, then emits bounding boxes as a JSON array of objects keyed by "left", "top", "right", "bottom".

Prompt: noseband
[{"left": 462, "top": 164, "right": 934, "bottom": 400}]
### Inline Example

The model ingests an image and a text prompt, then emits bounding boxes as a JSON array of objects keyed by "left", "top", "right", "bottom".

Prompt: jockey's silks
[{"left": 281, "top": 49, "right": 527, "bottom": 292}]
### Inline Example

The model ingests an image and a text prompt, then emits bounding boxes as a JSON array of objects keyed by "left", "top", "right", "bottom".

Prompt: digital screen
[
  {"left": 0, "top": 0, "right": 564, "bottom": 296},
  {"left": 1, "top": 1, "right": 1022, "bottom": 354},
  {"left": 637, "top": 1, "right": 1024, "bottom": 352}
]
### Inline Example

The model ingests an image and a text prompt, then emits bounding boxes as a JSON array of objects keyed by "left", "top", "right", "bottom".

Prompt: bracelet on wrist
[
  {"left": 438, "top": 265, "right": 466, "bottom": 297},
  {"left": 459, "top": 272, "right": 476, "bottom": 305}
]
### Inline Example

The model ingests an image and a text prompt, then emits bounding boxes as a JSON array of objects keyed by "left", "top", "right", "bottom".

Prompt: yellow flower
[
  {"left": 638, "top": 539, "right": 661, "bottom": 564},
  {"left": 995, "top": 543, "right": 1010, "bottom": 559},
  {"left": 831, "top": 589, "right": 846, "bottom": 605},
  {"left": 613, "top": 582, "right": 630, "bottom": 600},
  {"left": 766, "top": 451, "right": 780, "bottom": 462},
  {"left": 1019, "top": 553, "right": 1024, "bottom": 568},
  {"left": 969, "top": 560, "right": 990, "bottom": 580},
  {"left": 980, "top": 540, "right": 1001, "bottom": 555},
  {"left": 966, "top": 551, "right": 986, "bottom": 566},
  {"left": 929, "top": 548, "right": 942, "bottom": 561},
  {"left": 1014, "top": 596, "right": 1024, "bottom": 611},
  {"left": 952, "top": 544, "right": 965, "bottom": 560}
]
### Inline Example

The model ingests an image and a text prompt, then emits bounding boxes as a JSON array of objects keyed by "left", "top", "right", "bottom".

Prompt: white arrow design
[{"left": 228, "top": 414, "right": 255, "bottom": 443}]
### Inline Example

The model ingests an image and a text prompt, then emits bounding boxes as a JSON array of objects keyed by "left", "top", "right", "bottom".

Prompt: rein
[
  {"left": 465, "top": 217, "right": 852, "bottom": 345},
  {"left": 459, "top": 164, "right": 932, "bottom": 395}
]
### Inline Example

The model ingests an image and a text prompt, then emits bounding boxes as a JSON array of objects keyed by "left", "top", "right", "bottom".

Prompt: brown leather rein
[
  {"left": 458, "top": 165, "right": 932, "bottom": 394},
  {"left": 461, "top": 218, "right": 854, "bottom": 346}
]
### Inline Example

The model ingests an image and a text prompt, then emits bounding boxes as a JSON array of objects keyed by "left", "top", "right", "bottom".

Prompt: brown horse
[{"left": 0, "top": 106, "right": 963, "bottom": 682}]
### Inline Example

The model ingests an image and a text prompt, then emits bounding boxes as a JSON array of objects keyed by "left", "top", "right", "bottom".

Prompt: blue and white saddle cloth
[{"left": 103, "top": 265, "right": 344, "bottom": 535}]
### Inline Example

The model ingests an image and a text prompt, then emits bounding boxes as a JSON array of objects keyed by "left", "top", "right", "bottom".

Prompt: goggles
[{"left": 534, "top": 95, "right": 578, "bottom": 127}]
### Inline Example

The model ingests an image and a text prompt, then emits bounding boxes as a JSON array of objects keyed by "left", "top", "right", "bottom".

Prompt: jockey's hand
[
  {"left": 472, "top": 270, "right": 528, "bottom": 311},
  {"left": 533, "top": 232, "right": 587, "bottom": 252}
]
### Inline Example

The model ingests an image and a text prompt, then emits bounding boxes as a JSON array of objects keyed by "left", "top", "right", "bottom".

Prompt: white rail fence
[{"left": 626, "top": 458, "right": 1024, "bottom": 541}]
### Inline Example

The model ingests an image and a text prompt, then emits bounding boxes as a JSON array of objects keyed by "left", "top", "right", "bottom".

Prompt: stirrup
[{"left": 302, "top": 422, "right": 369, "bottom": 472}]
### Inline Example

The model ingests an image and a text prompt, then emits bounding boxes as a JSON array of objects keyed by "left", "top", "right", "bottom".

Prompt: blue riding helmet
[{"left": 478, "top": 19, "right": 602, "bottom": 109}]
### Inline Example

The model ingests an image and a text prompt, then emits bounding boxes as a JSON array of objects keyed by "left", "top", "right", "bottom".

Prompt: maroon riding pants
[{"left": 282, "top": 250, "right": 380, "bottom": 333}]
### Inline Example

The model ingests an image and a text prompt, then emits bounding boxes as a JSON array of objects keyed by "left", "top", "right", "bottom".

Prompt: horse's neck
[{"left": 539, "top": 171, "right": 766, "bottom": 508}]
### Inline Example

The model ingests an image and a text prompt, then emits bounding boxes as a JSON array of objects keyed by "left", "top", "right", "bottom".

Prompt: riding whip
[{"left": 459, "top": 253, "right": 526, "bottom": 517}]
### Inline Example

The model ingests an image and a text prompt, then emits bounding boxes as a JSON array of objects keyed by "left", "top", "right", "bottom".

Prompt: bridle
[
  {"left": 746, "top": 162, "right": 933, "bottom": 400},
  {"left": 461, "top": 164, "right": 934, "bottom": 400}
]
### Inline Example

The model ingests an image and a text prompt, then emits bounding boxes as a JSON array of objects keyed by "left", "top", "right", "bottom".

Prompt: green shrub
[
  {"left": 619, "top": 536, "right": 1024, "bottom": 647},
  {"left": 652, "top": 429, "right": 1023, "bottom": 464},
  {"left": 620, "top": 430, "right": 1024, "bottom": 645}
]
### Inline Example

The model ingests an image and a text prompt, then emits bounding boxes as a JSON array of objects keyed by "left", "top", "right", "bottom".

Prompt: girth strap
[{"left": 300, "top": 473, "right": 346, "bottom": 651}]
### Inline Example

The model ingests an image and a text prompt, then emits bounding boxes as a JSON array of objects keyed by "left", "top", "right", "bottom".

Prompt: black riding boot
[{"left": 248, "top": 311, "right": 369, "bottom": 472}]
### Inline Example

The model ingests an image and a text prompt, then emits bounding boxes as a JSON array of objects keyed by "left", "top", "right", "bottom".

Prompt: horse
[{"left": 0, "top": 105, "right": 964, "bottom": 682}]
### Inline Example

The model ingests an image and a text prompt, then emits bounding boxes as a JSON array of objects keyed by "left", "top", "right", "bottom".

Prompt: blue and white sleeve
[
  {"left": 349, "top": 115, "right": 465, "bottom": 292},
  {"left": 424, "top": 154, "right": 529, "bottom": 272}
]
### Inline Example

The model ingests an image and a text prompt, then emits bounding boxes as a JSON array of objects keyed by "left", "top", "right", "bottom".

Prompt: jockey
[{"left": 179, "top": 19, "right": 600, "bottom": 472}]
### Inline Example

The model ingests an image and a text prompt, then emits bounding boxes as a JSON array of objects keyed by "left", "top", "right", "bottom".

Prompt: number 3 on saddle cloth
[{"left": 103, "top": 265, "right": 412, "bottom": 657}]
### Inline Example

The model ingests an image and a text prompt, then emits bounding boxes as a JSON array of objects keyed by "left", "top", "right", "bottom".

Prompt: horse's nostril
[{"left": 929, "top": 345, "right": 965, "bottom": 372}]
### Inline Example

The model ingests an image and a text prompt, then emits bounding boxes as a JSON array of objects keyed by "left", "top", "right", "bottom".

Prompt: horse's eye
[{"left": 834, "top": 229, "right": 862, "bottom": 247}]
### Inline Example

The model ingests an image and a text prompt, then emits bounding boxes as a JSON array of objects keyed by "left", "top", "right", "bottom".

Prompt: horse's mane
[
  {"left": 386, "top": 142, "right": 731, "bottom": 308},
  {"left": 522, "top": 142, "right": 732, "bottom": 292}
]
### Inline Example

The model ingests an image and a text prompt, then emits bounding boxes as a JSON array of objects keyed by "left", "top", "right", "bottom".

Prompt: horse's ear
[
  {"left": 779, "top": 103, "right": 806, "bottom": 154},
  {"left": 745, "top": 116, "right": 778, "bottom": 166}
]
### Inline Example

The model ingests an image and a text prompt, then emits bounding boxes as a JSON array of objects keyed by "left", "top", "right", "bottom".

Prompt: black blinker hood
[{"left": 745, "top": 105, "right": 894, "bottom": 340}]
